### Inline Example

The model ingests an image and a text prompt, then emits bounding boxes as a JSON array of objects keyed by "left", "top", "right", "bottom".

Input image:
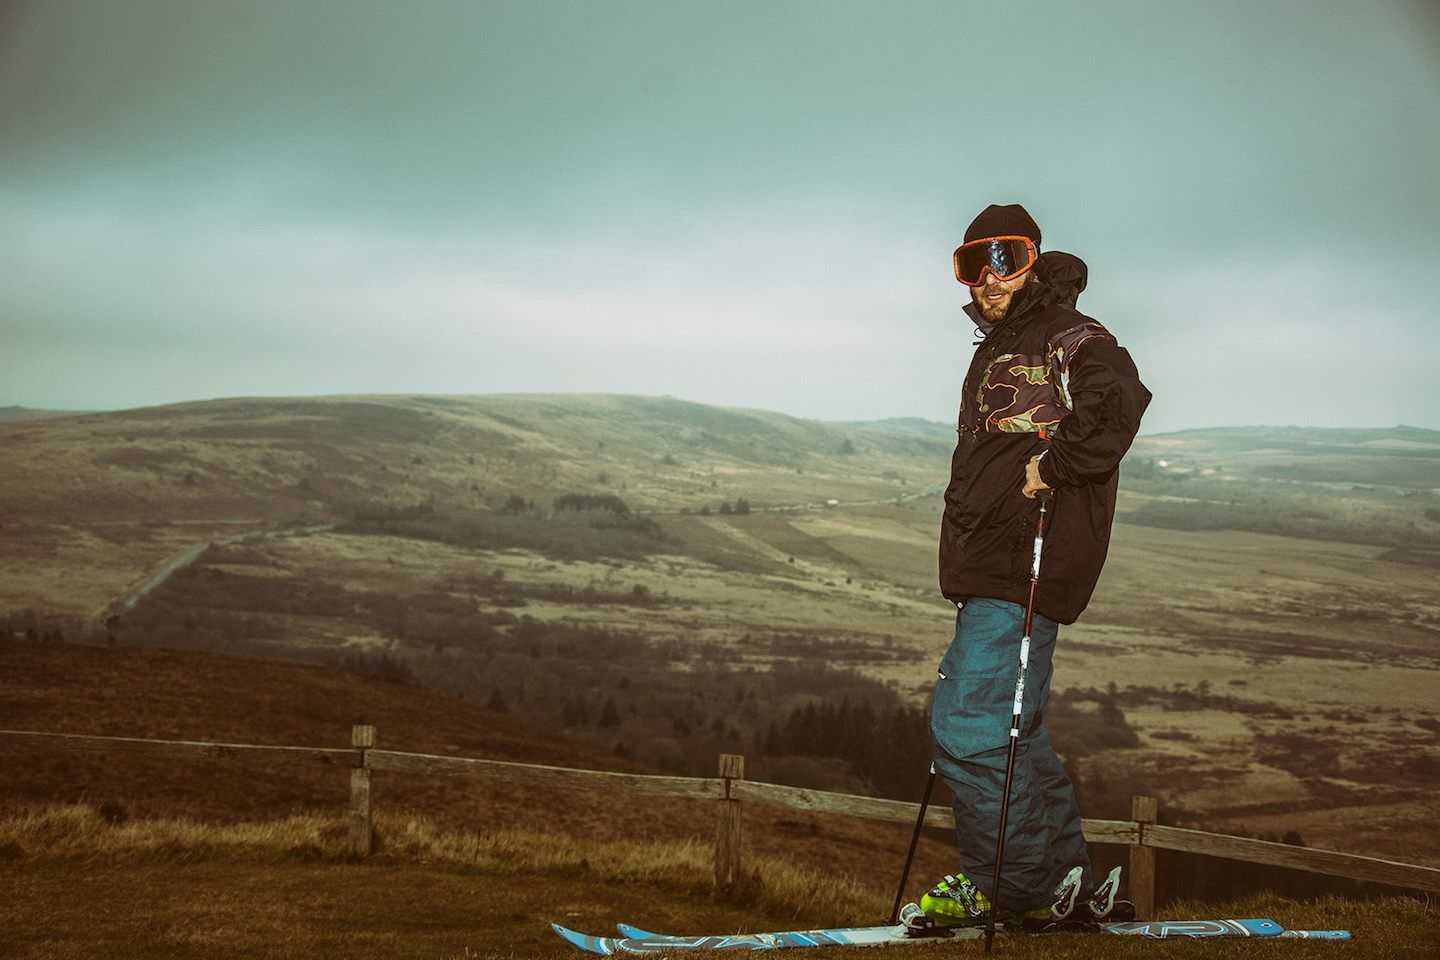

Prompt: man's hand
[{"left": 1023, "top": 455, "right": 1052, "bottom": 500}]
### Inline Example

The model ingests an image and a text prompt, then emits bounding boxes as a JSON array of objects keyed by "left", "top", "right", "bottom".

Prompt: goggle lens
[{"left": 953, "top": 236, "right": 1037, "bottom": 285}]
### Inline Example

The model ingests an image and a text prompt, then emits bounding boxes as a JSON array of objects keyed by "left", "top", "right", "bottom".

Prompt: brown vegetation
[
  {"left": 3, "top": 396, "right": 1438, "bottom": 891},
  {"left": 6, "top": 804, "right": 1435, "bottom": 959}
]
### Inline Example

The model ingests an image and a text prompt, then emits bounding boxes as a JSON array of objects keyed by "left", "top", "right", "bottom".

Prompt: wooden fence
[{"left": 4, "top": 724, "right": 1438, "bottom": 918}]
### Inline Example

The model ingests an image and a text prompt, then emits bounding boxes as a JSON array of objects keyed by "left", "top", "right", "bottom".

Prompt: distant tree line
[
  {"left": 757, "top": 696, "right": 930, "bottom": 800},
  {"left": 0, "top": 609, "right": 70, "bottom": 645},
  {"left": 683, "top": 498, "right": 751, "bottom": 516},
  {"left": 334, "top": 494, "right": 669, "bottom": 561},
  {"left": 553, "top": 493, "right": 630, "bottom": 515}
]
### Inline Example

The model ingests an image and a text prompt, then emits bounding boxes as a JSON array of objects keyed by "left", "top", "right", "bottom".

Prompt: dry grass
[
  {"left": 0, "top": 804, "right": 881, "bottom": 922},
  {"left": 3, "top": 805, "right": 1436, "bottom": 959}
]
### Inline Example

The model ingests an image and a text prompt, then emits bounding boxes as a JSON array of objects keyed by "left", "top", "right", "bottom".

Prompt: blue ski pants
[{"left": 929, "top": 598, "right": 1092, "bottom": 911}]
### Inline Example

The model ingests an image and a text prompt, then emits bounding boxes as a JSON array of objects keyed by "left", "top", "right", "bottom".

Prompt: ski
[
  {"left": 552, "top": 920, "right": 977, "bottom": 954},
  {"left": 617, "top": 918, "right": 1351, "bottom": 942},
  {"left": 550, "top": 914, "right": 1349, "bottom": 954}
]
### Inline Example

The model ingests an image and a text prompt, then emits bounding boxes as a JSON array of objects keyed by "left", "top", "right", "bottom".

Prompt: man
[{"left": 921, "top": 203, "right": 1151, "bottom": 927}]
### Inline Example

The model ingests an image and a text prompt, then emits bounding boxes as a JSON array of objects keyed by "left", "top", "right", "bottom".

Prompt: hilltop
[
  {"left": 0, "top": 393, "right": 947, "bottom": 525},
  {"left": 4, "top": 391, "right": 1432, "bottom": 536},
  {"left": 0, "top": 393, "right": 948, "bottom": 622},
  {"left": 0, "top": 405, "right": 95, "bottom": 422},
  {"left": 5, "top": 390, "right": 1435, "bottom": 625}
]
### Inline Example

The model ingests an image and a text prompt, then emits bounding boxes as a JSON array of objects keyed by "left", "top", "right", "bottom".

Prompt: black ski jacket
[{"left": 939, "top": 251, "right": 1151, "bottom": 624}]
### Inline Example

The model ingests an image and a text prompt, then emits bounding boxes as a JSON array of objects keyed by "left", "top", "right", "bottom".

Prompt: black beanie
[{"left": 964, "top": 203, "right": 1042, "bottom": 248}]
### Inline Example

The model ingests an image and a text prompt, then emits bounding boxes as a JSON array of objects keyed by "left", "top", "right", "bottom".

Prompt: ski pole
[
  {"left": 889, "top": 764, "right": 936, "bottom": 925},
  {"left": 985, "top": 493, "right": 1052, "bottom": 954}
]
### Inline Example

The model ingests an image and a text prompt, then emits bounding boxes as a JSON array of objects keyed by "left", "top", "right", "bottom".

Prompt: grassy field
[{"left": 2, "top": 805, "right": 1434, "bottom": 960}]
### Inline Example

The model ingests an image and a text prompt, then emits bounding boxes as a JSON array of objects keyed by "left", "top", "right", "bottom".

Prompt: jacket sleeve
[{"left": 1037, "top": 321, "right": 1151, "bottom": 487}]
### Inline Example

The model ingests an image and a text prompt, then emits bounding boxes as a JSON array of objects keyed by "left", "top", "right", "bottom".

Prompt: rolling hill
[
  {"left": 0, "top": 393, "right": 948, "bottom": 524},
  {"left": 0, "top": 394, "right": 948, "bottom": 622}
]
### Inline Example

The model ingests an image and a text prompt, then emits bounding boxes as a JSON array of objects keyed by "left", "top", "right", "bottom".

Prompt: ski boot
[
  {"left": 919, "top": 873, "right": 1051, "bottom": 929},
  {"left": 919, "top": 873, "right": 989, "bottom": 926}
]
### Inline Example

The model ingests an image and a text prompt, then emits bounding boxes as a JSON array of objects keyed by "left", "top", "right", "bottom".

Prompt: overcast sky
[{"left": 2, "top": 1, "right": 1437, "bottom": 433}]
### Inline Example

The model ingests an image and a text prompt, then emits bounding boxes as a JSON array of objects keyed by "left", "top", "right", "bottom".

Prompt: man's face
[{"left": 969, "top": 264, "right": 1033, "bottom": 325}]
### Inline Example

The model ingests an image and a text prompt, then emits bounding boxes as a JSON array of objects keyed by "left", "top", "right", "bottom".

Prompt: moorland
[
  {"left": 3, "top": 394, "right": 1438, "bottom": 875},
  {"left": 4, "top": 640, "right": 1433, "bottom": 958}
]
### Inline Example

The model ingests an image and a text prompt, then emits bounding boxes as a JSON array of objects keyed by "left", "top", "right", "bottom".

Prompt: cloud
[
  {"left": 0, "top": 193, "right": 962, "bottom": 415},
  {"left": 1, "top": 1, "right": 1437, "bottom": 426},
  {"left": 1101, "top": 249, "right": 1440, "bottom": 431}
]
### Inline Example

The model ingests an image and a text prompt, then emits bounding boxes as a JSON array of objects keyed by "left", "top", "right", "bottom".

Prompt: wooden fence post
[
  {"left": 349, "top": 724, "right": 376, "bottom": 858},
  {"left": 715, "top": 753, "right": 744, "bottom": 889},
  {"left": 1130, "top": 795, "right": 1158, "bottom": 919}
]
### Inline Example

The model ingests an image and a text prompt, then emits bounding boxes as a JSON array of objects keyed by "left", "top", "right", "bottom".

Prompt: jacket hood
[{"left": 1035, "top": 250, "right": 1087, "bottom": 307}]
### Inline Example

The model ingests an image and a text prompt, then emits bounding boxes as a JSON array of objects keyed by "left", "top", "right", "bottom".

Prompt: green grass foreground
[{"left": 2, "top": 806, "right": 1435, "bottom": 959}]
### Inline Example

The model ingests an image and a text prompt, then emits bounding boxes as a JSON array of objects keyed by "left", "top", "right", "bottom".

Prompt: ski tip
[
  {"left": 551, "top": 923, "right": 615, "bottom": 955},
  {"left": 1279, "top": 930, "right": 1352, "bottom": 940},
  {"left": 616, "top": 922, "right": 662, "bottom": 939}
]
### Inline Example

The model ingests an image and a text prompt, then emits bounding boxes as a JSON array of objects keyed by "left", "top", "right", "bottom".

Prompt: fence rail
[
  {"left": 1144, "top": 824, "right": 1436, "bottom": 893},
  {"left": 0, "top": 728, "right": 353, "bottom": 768},
  {"left": 5, "top": 725, "right": 1439, "bottom": 915},
  {"left": 367, "top": 747, "right": 723, "bottom": 800}
]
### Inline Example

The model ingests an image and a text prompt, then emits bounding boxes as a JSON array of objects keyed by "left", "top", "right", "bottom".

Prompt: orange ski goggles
[{"left": 952, "top": 235, "right": 1038, "bottom": 286}]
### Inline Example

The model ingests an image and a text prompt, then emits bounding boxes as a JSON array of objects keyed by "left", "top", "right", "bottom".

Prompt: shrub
[{"left": 338, "top": 649, "right": 415, "bottom": 685}]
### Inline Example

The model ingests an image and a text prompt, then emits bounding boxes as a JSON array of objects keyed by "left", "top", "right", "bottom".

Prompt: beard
[
  {"left": 972, "top": 275, "right": 1031, "bottom": 325},
  {"left": 977, "top": 295, "right": 1012, "bottom": 324}
]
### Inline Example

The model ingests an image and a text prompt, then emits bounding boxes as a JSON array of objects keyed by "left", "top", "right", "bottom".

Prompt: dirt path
[{"left": 109, "top": 524, "right": 333, "bottom": 616}]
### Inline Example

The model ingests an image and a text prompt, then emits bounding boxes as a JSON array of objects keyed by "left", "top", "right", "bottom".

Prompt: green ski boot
[
  {"left": 920, "top": 871, "right": 1064, "bottom": 929},
  {"left": 919, "top": 873, "right": 990, "bottom": 926}
]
